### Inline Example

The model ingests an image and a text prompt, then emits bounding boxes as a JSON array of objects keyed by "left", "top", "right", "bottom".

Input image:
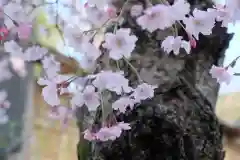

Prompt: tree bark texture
[{"left": 78, "top": 0, "right": 233, "bottom": 159}]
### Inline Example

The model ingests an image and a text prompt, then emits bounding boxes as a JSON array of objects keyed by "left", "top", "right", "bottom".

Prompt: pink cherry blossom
[
  {"left": 94, "top": 122, "right": 131, "bottom": 141},
  {"left": 71, "top": 85, "right": 100, "bottom": 111},
  {"left": 83, "top": 129, "right": 97, "bottom": 141},
  {"left": 103, "top": 28, "right": 138, "bottom": 60},
  {"left": 105, "top": 6, "right": 117, "bottom": 18},
  {"left": 16, "top": 23, "right": 32, "bottom": 40},
  {"left": 209, "top": 65, "right": 232, "bottom": 85}
]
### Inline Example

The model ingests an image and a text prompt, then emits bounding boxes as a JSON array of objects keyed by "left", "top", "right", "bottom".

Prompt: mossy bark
[{"left": 77, "top": 0, "right": 233, "bottom": 159}]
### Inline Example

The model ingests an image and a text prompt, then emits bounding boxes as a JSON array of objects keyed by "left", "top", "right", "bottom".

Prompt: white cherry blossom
[
  {"left": 4, "top": 40, "right": 23, "bottom": 58},
  {"left": 78, "top": 42, "right": 102, "bottom": 70},
  {"left": 103, "top": 28, "right": 137, "bottom": 60},
  {"left": 225, "top": 0, "right": 240, "bottom": 22},
  {"left": 71, "top": 85, "right": 100, "bottom": 111},
  {"left": 3, "top": 2, "right": 27, "bottom": 23},
  {"left": 131, "top": 83, "right": 157, "bottom": 102},
  {"left": 92, "top": 71, "right": 132, "bottom": 94},
  {"left": 161, "top": 36, "right": 191, "bottom": 55},
  {"left": 83, "top": 129, "right": 97, "bottom": 141},
  {"left": 137, "top": 4, "right": 174, "bottom": 32},
  {"left": 23, "top": 46, "right": 48, "bottom": 61},
  {"left": 37, "top": 77, "right": 60, "bottom": 106},
  {"left": 85, "top": 5, "right": 110, "bottom": 27},
  {"left": 117, "top": 122, "right": 131, "bottom": 130},
  {"left": 0, "top": 58, "right": 12, "bottom": 83},
  {"left": 183, "top": 9, "right": 216, "bottom": 40},
  {"left": 130, "top": 5, "right": 144, "bottom": 17},
  {"left": 112, "top": 97, "right": 135, "bottom": 113},
  {"left": 207, "top": 5, "right": 234, "bottom": 28},
  {"left": 10, "top": 57, "right": 27, "bottom": 77},
  {"left": 170, "top": 0, "right": 190, "bottom": 21},
  {"left": 41, "top": 55, "right": 61, "bottom": 78},
  {"left": 87, "top": 0, "right": 111, "bottom": 9}
]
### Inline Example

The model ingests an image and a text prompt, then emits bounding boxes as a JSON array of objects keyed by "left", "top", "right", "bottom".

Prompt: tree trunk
[{"left": 78, "top": 0, "right": 233, "bottom": 159}]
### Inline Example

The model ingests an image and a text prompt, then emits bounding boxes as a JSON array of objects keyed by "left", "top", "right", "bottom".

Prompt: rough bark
[{"left": 78, "top": 0, "right": 233, "bottom": 159}]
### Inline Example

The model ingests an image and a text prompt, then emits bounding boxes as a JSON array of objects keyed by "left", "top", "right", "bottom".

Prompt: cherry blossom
[
  {"left": 4, "top": 40, "right": 23, "bottom": 58},
  {"left": 130, "top": 5, "right": 144, "bottom": 17},
  {"left": 170, "top": 0, "right": 190, "bottom": 21},
  {"left": 137, "top": 4, "right": 174, "bottom": 32},
  {"left": 87, "top": 0, "right": 111, "bottom": 9},
  {"left": 9, "top": 56, "right": 27, "bottom": 77},
  {"left": 78, "top": 42, "right": 101, "bottom": 70},
  {"left": 37, "top": 77, "right": 60, "bottom": 106},
  {"left": 131, "top": 83, "right": 157, "bottom": 102},
  {"left": 92, "top": 71, "right": 132, "bottom": 94},
  {"left": 41, "top": 55, "right": 61, "bottom": 78},
  {"left": 209, "top": 65, "right": 232, "bottom": 85},
  {"left": 183, "top": 9, "right": 216, "bottom": 40},
  {"left": 48, "top": 105, "right": 73, "bottom": 128},
  {"left": 3, "top": 2, "right": 27, "bottom": 23},
  {"left": 15, "top": 23, "right": 32, "bottom": 40},
  {"left": 117, "top": 122, "right": 131, "bottom": 130},
  {"left": 103, "top": 28, "right": 138, "bottom": 60},
  {"left": 94, "top": 122, "right": 131, "bottom": 141},
  {"left": 85, "top": 5, "right": 110, "bottom": 27},
  {"left": 23, "top": 46, "right": 47, "bottom": 61},
  {"left": 225, "top": 0, "right": 240, "bottom": 23},
  {"left": 112, "top": 97, "right": 135, "bottom": 113},
  {"left": 207, "top": 5, "right": 233, "bottom": 28},
  {"left": 71, "top": 85, "right": 100, "bottom": 111},
  {"left": 161, "top": 36, "right": 190, "bottom": 55},
  {"left": 83, "top": 129, "right": 97, "bottom": 141},
  {"left": 0, "top": 58, "right": 12, "bottom": 83}
]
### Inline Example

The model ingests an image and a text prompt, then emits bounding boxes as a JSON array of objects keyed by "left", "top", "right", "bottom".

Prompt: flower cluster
[{"left": 0, "top": 0, "right": 239, "bottom": 141}]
